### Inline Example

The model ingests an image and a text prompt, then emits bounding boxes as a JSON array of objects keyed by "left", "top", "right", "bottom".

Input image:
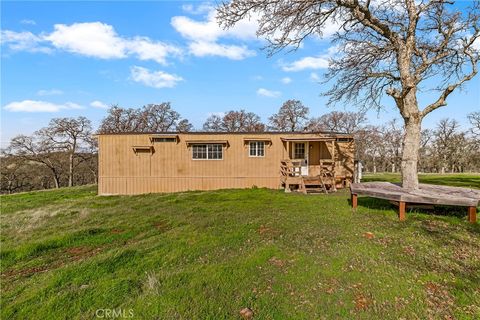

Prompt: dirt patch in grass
[
  {"left": 152, "top": 220, "right": 171, "bottom": 232},
  {"left": 268, "top": 256, "right": 286, "bottom": 268},
  {"left": 3, "top": 246, "right": 103, "bottom": 280},
  {"left": 258, "top": 225, "right": 281, "bottom": 240},
  {"left": 425, "top": 281, "right": 455, "bottom": 320}
]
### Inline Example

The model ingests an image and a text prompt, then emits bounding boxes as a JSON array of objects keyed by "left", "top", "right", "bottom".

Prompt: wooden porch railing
[{"left": 280, "top": 159, "right": 302, "bottom": 179}]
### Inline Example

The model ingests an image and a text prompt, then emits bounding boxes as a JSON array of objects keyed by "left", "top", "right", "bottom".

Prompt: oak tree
[{"left": 269, "top": 99, "right": 309, "bottom": 131}]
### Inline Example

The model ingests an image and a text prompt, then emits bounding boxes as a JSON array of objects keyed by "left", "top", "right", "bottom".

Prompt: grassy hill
[{"left": 1, "top": 175, "right": 480, "bottom": 319}]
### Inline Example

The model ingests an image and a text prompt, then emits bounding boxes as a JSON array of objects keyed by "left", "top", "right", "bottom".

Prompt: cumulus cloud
[
  {"left": 90, "top": 100, "right": 109, "bottom": 109},
  {"left": 44, "top": 22, "right": 181, "bottom": 65},
  {"left": 257, "top": 88, "right": 281, "bottom": 98},
  {"left": 3, "top": 100, "right": 83, "bottom": 112},
  {"left": 171, "top": 8, "right": 258, "bottom": 59},
  {"left": 282, "top": 46, "right": 338, "bottom": 72},
  {"left": 0, "top": 30, "right": 52, "bottom": 53},
  {"left": 37, "top": 89, "right": 63, "bottom": 96},
  {"left": 2, "top": 22, "right": 182, "bottom": 65},
  {"left": 189, "top": 41, "right": 255, "bottom": 60},
  {"left": 281, "top": 77, "right": 292, "bottom": 84},
  {"left": 130, "top": 66, "right": 183, "bottom": 89},
  {"left": 282, "top": 56, "right": 330, "bottom": 72}
]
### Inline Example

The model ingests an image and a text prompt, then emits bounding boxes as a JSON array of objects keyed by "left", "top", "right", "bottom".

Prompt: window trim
[
  {"left": 191, "top": 143, "right": 224, "bottom": 160},
  {"left": 248, "top": 141, "right": 265, "bottom": 158}
]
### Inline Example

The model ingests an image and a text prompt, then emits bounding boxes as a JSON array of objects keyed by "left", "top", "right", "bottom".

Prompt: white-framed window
[
  {"left": 192, "top": 144, "right": 223, "bottom": 160},
  {"left": 249, "top": 141, "right": 265, "bottom": 157},
  {"left": 294, "top": 143, "right": 306, "bottom": 159}
]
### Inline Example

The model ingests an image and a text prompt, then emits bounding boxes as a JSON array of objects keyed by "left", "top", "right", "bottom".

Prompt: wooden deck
[{"left": 350, "top": 182, "right": 480, "bottom": 223}]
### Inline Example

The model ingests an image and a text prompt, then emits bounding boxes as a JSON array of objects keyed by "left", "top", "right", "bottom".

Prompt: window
[
  {"left": 192, "top": 144, "right": 223, "bottom": 160},
  {"left": 249, "top": 141, "right": 265, "bottom": 157},
  {"left": 294, "top": 143, "right": 305, "bottom": 159}
]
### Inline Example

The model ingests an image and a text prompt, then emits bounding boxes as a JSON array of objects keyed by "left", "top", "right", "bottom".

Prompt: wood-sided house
[{"left": 97, "top": 132, "right": 355, "bottom": 195}]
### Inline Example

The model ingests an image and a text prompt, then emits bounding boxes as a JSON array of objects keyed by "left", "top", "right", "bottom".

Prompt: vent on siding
[{"left": 149, "top": 134, "right": 178, "bottom": 143}]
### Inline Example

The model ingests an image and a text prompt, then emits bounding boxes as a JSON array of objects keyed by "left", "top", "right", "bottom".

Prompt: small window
[
  {"left": 151, "top": 137, "right": 176, "bottom": 143},
  {"left": 192, "top": 144, "right": 223, "bottom": 160},
  {"left": 249, "top": 141, "right": 265, "bottom": 157},
  {"left": 294, "top": 143, "right": 305, "bottom": 159}
]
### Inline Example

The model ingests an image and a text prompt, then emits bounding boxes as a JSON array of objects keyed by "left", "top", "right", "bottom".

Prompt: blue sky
[{"left": 1, "top": 1, "right": 479, "bottom": 147}]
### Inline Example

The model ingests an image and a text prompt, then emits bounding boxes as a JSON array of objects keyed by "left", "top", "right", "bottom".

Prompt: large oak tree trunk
[{"left": 401, "top": 116, "right": 421, "bottom": 190}]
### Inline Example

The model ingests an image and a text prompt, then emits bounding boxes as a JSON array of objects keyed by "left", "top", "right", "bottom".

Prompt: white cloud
[
  {"left": 4, "top": 100, "right": 83, "bottom": 112},
  {"left": 171, "top": 9, "right": 258, "bottom": 60},
  {"left": 257, "top": 88, "right": 281, "bottom": 98},
  {"left": 282, "top": 46, "right": 338, "bottom": 72},
  {"left": 0, "top": 30, "right": 51, "bottom": 53},
  {"left": 181, "top": 2, "right": 214, "bottom": 15},
  {"left": 90, "top": 100, "right": 109, "bottom": 109},
  {"left": 130, "top": 66, "right": 183, "bottom": 89},
  {"left": 44, "top": 22, "right": 126, "bottom": 59},
  {"left": 310, "top": 72, "right": 320, "bottom": 82},
  {"left": 282, "top": 56, "right": 330, "bottom": 72},
  {"left": 189, "top": 41, "right": 255, "bottom": 60},
  {"left": 2, "top": 22, "right": 182, "bottom": 65},
  {"left": 20, "top": 19, "right": 36, "bottom": 25},
  {"left": 281, "top": 77, "right": 292, "bottom": 84},
  {"left": 126, "top": 36, "right": 182, "bottom": 65},
  {"left": 37, "top": 89, "right": 63, "bottom": 96}
]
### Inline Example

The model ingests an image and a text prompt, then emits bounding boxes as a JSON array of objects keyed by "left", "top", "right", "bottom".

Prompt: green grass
[{"left": 1, "top": 177, "right": 479, "bottom": 319}]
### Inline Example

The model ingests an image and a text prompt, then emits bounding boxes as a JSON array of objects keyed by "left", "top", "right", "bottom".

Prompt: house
[{"left": 97, "top": 132, "right": 355, "bottom": 195}]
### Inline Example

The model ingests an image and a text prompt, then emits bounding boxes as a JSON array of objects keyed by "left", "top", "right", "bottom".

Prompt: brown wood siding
[{"left": 98, "top": 133, "right": 355, "bottom": 195}]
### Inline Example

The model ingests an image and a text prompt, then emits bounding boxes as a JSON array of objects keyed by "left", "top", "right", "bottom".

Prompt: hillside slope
[{"left": 1, "top": 180, "right": 479, "bottom": 319}]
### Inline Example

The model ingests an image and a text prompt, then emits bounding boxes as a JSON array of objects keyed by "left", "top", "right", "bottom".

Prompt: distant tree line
[{"left": 2, "top": 101, "right": 479, "bottom": 194}]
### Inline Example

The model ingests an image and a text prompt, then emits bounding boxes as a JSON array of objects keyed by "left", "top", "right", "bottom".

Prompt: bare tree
[
  {"left": 269, "top": 99, "right": 309, "bottom": 131},
  {"left": 381, "top": 119, "right": 403, "bottom": 172},
  {"left": 176, "top": 119, "right": 194, "bottom": 132},
  {"left": 41, "top": 117, "right": 92, "bottom": 187},
  {"left": 0, "top": 154, "right": 31, "bottom": 194},
  {"left": 203, "top": 110, "right": 265, "bottom": 132},
  {"left": 203, "top": 114, "right": 224, "bottom": 131},
  {"left": 432, "top": 118, "right": 465, "bottom": 173},
  {"left": 218, "top": 0, "right": 480, "bottom": 190},
  {"left": 7, "top": 135, "right": 65, "bottom": 188},
  {"left": 306, "top": 111, "right": 366, "bottom": 133},
  {"left": 468, "top": 111, "right": 480, "bottom": 138},
  {"left": 99, "top": 103, "right": 191, "bottom": 133}
]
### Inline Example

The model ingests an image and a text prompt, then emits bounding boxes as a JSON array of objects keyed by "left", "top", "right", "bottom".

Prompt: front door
[{"left": 293, "top": 142, "right": 309, "bottom": 176}]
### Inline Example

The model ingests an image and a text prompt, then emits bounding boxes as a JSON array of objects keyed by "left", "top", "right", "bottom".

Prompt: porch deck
[{"left": 350, "top": 182, "right": 480, "bottom": 222}]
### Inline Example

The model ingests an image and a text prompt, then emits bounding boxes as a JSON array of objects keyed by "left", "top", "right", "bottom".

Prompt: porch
[{"left": 280, "top": 137, "right": 353, "bottom": 193}]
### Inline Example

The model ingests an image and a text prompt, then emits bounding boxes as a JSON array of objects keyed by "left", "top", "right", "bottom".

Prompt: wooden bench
[{"left": 350, "top": 182, "right": 480, "bottom": 223}]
